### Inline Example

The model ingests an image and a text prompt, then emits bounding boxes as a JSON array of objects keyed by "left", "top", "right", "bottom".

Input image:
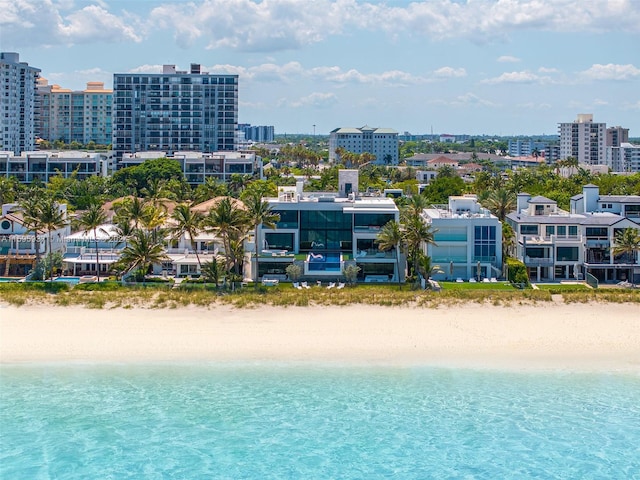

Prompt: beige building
[{"left": 36, "top": 78, "right": 112, "bottom": 146}]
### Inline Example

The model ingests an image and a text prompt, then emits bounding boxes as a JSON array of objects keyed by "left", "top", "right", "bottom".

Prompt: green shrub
[{"left": 505, "top": 258, "right": 529, "bottom": 286}]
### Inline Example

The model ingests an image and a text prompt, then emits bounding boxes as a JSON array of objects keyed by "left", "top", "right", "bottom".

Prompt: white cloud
[
  {"left": 202, "top": 62, "right": 425, "bottom": 86},
  {"left": 285, "top": 92, "right": 339, "bottom": 108},
  {"left": 538, "top": 67, "right": 560, "bottom": 74},
  {"left": 580, "top": 64, "right": 640, "bottom": 81},
  {"left": 3, "top": 0, "right": 639, "bottom": 51},
  {"left": 431, "top": 93, "right": 498, "bottom": 108},
  {"left": 482, "top": 71, "right": 551, "bottom": 85},
  {"left": 497, "top": 56, "right": 521, "bottom": 63},
  {"left": 433, "top": 67, "right": 467, "bottom": 78},
  {"left": 129, "top": 64, "right": 164, "bottom": 74},
  {"left": 0, "top": 0, "right": 142, "bottom": 47}
]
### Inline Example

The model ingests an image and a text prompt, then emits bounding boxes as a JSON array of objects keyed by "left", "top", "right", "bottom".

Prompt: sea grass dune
[{"left": 1, "top": 303, "right": 639, "bottom": 372}]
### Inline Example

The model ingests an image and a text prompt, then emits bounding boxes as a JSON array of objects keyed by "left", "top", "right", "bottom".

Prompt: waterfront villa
[
  {"left": 421, "top": 195, "right": 503, "bottom": 281},
  {"left": 0, "top": 202, "right": 70, "bottom": 276},
  {"left": 506, "top": 185, "right": 640, "bottom": 284},
  {"left": 256, "top": 170, "right": 401, "bottom": 283}
]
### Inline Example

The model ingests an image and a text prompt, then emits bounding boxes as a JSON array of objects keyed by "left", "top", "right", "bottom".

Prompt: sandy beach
[{"left": 1, "top": 303, "right": 639, "bottom": 372}]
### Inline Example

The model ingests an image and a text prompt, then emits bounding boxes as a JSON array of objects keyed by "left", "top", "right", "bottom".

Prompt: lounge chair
[
  {"left": 293, "top": 282, "right": 302, "bottom": 290},
  {"left": 337, "top": 282, "right": 346, "bottom": 289},
  {"left": 483, "top": 278, "right": 490, "bottom": 283},
  {"left": 456, "top": 278, "right": 464, "bottom": 283},
  {"left": 327, "top": 282, "right": 336, "bottom": 289},
  {"left": 301, "top": 281, "right": 311, "bottom": 289},
  {"left": 469, "top": 278, "right": 477, "bottom": 283},
  {"left": 490, "top": 277, "right": 497, "bottom": 283}
]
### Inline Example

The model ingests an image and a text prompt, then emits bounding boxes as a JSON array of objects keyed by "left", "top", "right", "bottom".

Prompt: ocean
[{"left": 1, "top": 364, "right": 639, "bottom": 479}]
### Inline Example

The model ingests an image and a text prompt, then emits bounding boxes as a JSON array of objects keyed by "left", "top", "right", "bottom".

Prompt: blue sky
[{"left": 2, "top": 0, "right": 639, "bottom": 137}]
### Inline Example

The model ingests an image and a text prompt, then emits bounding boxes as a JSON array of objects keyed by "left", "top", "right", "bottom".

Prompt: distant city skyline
[{"left": 2, "top": 0, "right": 639, "bottom": 136}]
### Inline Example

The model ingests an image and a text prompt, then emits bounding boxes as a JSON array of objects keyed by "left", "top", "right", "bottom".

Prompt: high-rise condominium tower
[
  {"left": 112, "top": 63, "right": 238, "bottom": 162},
  {"left": 1, "top": 52, "right": 40, "bottom": 154},
  {"left": 558, "top": 114, "right": 606, "bottom": 165}
]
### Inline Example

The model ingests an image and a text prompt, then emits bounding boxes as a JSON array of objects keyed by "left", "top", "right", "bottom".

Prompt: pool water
[
  {"left": 53, "top": 276, "right": 81, "bottom": 285},
  {"left": 308, "top": 253, "right": 342, "bottom": 272}
]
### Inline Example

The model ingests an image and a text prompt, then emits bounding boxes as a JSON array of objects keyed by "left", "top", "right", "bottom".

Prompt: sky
[{"left": 1, "top": 0, "right": 639, "bottom": 137}]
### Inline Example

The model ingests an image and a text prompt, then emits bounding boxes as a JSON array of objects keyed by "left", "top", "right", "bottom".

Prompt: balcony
[{"left": 524, "top": 257, "right": 554, "bottom": 266}]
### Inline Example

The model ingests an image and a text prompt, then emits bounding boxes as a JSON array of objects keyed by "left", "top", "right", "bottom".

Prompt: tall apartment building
[
  {"left": 559, "top": 114, "right": 606, "bottom": 165},
  {"left": 36, "top": 78, "right": 112, "bottom": 146},
  {"left": 112, "top": 63, "right": 237, "bottom": 163},
  {"left": 0, "top": 52, "right": 40, "bottom": 155},
  {"left": 606, "top": 143, "right": 640, "bottom": 173},
  {"left": 606, "top": 126, "right": 629, "bottom": 147},
  {"left": 329, "top": 125, "right": 399, "bottom": 165},
  {"left": 238, "top": 124, "right": 274, "bottom": 143}
]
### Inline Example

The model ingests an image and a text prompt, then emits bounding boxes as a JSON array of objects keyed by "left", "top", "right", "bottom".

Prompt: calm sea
[{"left": 1, "top": 364, "right": 639, "bottom": 479}]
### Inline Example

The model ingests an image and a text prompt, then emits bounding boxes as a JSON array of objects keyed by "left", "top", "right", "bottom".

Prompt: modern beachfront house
[
  {"left": 420, "top": 195, "right": 503, "bottom": 281},
  {"left": 506, "top": 185, "right": 640, "bottom": 284},
  {"left": 256, "top": 170, "right": 401, "bottom": 283}
]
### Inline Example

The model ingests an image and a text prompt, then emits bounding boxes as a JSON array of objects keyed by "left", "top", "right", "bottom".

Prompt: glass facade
[
  {"left": 474, "top": 226, "right": 496, "bottom": 261},
  {"left": 353, "top": 213, "right": 395, "bottom": 230},
  {"left": 556, "top": 247, "right": 579, "bottom": 262},
  {"left": 299, "top": 210, "right": 352, "bottom": 251},
  {"left": 265, "top": 232, "right": 294, "bottom": 251}
]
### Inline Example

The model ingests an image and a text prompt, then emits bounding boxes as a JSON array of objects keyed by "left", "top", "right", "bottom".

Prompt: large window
[
  {"left": 300, "top": 210, "right": 352, "bottom": 251},
  {"left": 354, "top": 213, "right": 395, "bottom": 230},
  {"left": 556, "top": 247, "right": 578, "bottom": 261},
  {"left": 264, "top": 232, "right": 294, "bottom": 251},
  {"left": 474, "top": 226, "right": 496, "bottom": 261},
  {"left": 520, "top": 224, "right": 538, "bottom": 235},
  {"left": 585, "top": 227, "right": 607, "bottom": 238},
  {"left": 273, "top": 209, "right": 298, "bottom": 228}
]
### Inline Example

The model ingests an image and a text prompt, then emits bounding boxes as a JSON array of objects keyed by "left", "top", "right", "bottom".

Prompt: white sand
[{"left": 1, "top": 303, "right": 639, "bottom": 372}]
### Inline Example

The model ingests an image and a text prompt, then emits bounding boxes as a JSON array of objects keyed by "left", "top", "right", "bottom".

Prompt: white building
[
  {"left": 606, "top": 143, "right": 640, "bottom": 173},
  {"left": 0, "top": 150, "right": 107, "bottom": 183},
  {"left": 421, "top": 195, "right": 503, "bottom": 281},
  {"left": 0, "top": 202, "right": 70, "bottom": 276},
  {"left": 119, "top": 150, "right": 263, "bottom": 184},
  {"left": 559, "top": 114, "right": 606, "bottom": 165},
  {"left": 257, "top": 170, "right": 401, "bottom": 282},
  {"left": 1, "top": 53, "right": 41, "bottom": 155},
  {"left": 329, "top": 125, "right": 398, "bottom": 165},
  {"left": 506, "top": 185, "right": 640, "bottom": 284}
]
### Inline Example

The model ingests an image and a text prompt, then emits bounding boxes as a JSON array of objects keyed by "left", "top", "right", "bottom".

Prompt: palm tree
[
  {"left": 19, "top": 189, "right": 47, "bottom": 278},
  {"left": 114, "top": 197, "right": 150, "bottom": 229},
  {"left": 417, "top": 253, "right": 443, "bottom": 286},
  {"left": 482, "top": 188, "right": 515, "bottom": 222},
  {"left": 612, "top": 227, "right": 640, "bottom": 282},
  {"left": 38, "top": 197, "right": 68, "bottom": 280},
  {"left": 75, "top": 202, "right": 108, "bottom": 281},
  {"left": 403, "top": 214, "right": 437, "bottom": 279},
  {"left": 117, "top": 229, "right": 168, "bottom": 281},
  {"left": 204, "top": 197, "right": 249, "bottom": 274},
  {"left": 377, "top": 220, "right": 404, "bottom": 285},
  {"left": 169, "top": 203, "right": 205, "bottom": 269},
  {"left": 243, "top": 193, "right": 280, "bottom": 286}
]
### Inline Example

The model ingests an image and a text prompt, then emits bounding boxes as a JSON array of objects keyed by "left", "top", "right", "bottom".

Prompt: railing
[{"left": 524, "top": 257, "right": 554, "bottom": 266}]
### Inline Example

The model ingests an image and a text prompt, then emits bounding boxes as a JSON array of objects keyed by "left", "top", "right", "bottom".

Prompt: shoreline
[{"left": 1, "top": 303, "right": 639, "bottom": 373}]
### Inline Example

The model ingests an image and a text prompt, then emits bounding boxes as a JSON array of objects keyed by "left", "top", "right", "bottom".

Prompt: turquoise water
[
  {"left": 1, "top": 365, "right": 639, "bottom": 479},
  {"left": 53, "top": 276, "right": 81, "bottom": 285}
]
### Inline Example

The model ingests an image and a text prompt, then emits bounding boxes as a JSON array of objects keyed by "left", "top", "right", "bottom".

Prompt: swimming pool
[
  {"left": 0, "top": 277, "right": 20, "bottom": 282},
  {"left": 307, "top": 253, "right": 342, "bottom": 272},
  {"left": 53, "top": 277, "right": 81, "bottom": 285}
]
